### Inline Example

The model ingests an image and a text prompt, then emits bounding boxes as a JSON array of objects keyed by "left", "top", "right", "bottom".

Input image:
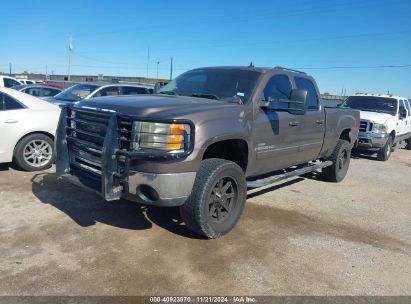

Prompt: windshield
[
  {"left": 341, "top": 96, "right": 398, "bottom": 115},
  {"left": 158, "top": 68, "right": 261, "bottom": 103},
  {"left": 54, "top": 84, "right": 100, "bottom": 102}
]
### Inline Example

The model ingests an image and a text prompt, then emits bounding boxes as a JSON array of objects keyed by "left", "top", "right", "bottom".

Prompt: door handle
[
  {"left": 316, "top": 119, "right": 324, "bottom": 125},
  {"left": 289, "top": 121, "right": 300, "bottom": 127},
  {"left": 4, "top": 119, "right": 18, "bottom": 124}
]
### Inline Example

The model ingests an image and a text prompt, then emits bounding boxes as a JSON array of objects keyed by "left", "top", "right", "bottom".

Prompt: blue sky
[{"left": 1, "top": 0, "right": 411, "bottom": 96}]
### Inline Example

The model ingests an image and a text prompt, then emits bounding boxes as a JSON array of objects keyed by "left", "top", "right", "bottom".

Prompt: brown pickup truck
[{"left": 56, "top": 66, "right": 360, "bottom": 238}]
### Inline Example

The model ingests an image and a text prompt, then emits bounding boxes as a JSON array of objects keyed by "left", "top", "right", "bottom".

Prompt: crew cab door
[
  {"left": 252, "top": 74, "right": 302, "bottom": 174},
  {"left": 293, "top": 77, "right": 325, "bottom": 162}
]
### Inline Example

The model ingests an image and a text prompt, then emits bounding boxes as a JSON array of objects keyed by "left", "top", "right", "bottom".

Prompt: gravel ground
[{"left": 0, "top": 149, "right": 410, "bottom": 296}]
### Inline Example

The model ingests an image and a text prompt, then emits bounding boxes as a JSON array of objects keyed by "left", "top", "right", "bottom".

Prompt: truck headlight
[
  {"left": 372, "top": 123, "right": 389, "bottom": 134},
  {"left": 131, "top": 121, "right": 190, "bottom": 152}
]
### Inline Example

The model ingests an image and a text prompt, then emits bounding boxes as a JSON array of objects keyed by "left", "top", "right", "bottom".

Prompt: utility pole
[
  {"left": 67, "top": 33, "right": 72, "bottom": 81},
  {"left": 170, "top": 57, "right": 173, "bottom": 80},
  {"left": 9, "top": 63, "right": 11, "bottom": 75},
  {"left": 146, "top": 46, "right": 150, "bottom": 79},
  {"left": 156, "top": 61, "right": 159, "bottom": 79},
  {"left": 45, "top": 65, "right": 48, "bottom": 81}
]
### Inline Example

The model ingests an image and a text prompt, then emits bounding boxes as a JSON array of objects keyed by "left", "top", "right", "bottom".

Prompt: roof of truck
[{"left": 193, "top": 66, "right": 308, "bottom": 75}]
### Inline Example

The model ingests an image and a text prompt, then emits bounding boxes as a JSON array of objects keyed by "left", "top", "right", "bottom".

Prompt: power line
[
  {"left": 294, "top": 64, "right": 411, "bottom": 70},
  {"left": 72, "top": 0, "right": 402, "bottom": 39}
]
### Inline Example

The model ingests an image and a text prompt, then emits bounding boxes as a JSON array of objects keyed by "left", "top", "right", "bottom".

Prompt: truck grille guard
[{"left": 56, "top": 105, "right": 195, "bottom": 201}]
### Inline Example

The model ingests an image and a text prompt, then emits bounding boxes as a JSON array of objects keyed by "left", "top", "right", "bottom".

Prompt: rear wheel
[
  {"left": 377, "top": 136, "right": 393, "bottom": 161},
  {"left": 322, "top": 139, "right": 351, "bottom": 182},
  {"left": 13, "top": 133, "right": 54, "bottom": 171},
  {"left": 405, "top": 138, "right": 411, "bottom": 150},
  {"left": 180, "top": 158, "right": 247, "bottom": 239}
]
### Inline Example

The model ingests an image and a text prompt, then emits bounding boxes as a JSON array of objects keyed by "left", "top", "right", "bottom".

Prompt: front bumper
[
  {"left": 356, "top": 132, "right": 389, "bottom": 149},
  {"left": 55, "top": 106, "right": 196, "bottom": 207},
  {"left": 123, "top": 170, "right": 196, "bottom": 206}
]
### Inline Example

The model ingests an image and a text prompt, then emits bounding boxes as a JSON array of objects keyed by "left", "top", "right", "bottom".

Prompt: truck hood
[
  {"left": 359, "top": 110, "right": 394, "bottom": 124},
  {"left": 72, "top": 95, "right": 243, "bottom": 119}
]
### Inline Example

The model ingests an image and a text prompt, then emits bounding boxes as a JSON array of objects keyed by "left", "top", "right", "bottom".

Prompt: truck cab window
[
  {"left": 399, "top": 100, "right": 407, "bottom": 117},
  {"left": 295, "top": 77, "right": 319, "bottom": 110},
  {"left": 402, "top": 99, "right": 410, "bottom": 116},
  {"left": 262, "top": 74, "right": 291, "bottom": 109}
]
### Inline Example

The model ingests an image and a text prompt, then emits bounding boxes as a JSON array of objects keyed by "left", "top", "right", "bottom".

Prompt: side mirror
[
  {"left": 399, "top": 109, "right": 407, "bottom": 119},
  {"left": 288, "top": 89, "right": 307, "bottom": 115}
]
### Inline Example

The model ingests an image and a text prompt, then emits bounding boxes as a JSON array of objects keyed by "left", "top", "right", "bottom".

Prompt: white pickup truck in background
[{"left": 341, "top": 93, "right": 411, "bottom": 161}]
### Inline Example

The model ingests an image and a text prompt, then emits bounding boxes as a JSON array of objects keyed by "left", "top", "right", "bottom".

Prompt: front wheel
[
  {"left": 180, "top": 158, "right": 247, "bottom": 239},
  {"left": 377, "top": 136, "right": 393, "bottom": 161},
  {"left": 322, "top": 139, "right": 351, "bottom": 182},
  {"left": 405, "top": 138, "right": 411, "bottom": 150},
  {"left": 13, "top": 133, "right": 55, "bottom": 171}
]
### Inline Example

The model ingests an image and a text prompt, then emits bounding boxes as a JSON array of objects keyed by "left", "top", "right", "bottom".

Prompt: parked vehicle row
[{"left": 1, "top": 65, "right": 410, "bottom": 238}]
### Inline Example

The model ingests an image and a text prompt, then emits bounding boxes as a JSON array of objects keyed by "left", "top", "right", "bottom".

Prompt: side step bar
[{"left": 247, "top": 160, "right": 333, "bottom": 190}]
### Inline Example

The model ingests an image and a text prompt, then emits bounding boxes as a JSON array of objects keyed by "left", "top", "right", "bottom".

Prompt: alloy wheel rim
[
  {"left": 23, "top": 140, "right": 52, "bottom": 167},
  {"left": 207, "top": 177, "right": 237, "bottom": 224}
]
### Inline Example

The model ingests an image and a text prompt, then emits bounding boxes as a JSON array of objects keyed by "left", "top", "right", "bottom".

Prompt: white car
[
  {"left": 0, "top": 87, "right": 61, "bottom": 171},
  {"left": 0, "top": 75, "right": 22, "bottom": 88},
  {"left": 342, "top": 93, "right": 411, "bottom": 160}
]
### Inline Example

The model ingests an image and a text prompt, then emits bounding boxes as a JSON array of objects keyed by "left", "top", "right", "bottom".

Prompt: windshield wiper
[
  {"left": 158, "top": 91, "right": 178, "bottom": 96},
  {"left": 190, "top": 93, "right": 220, "bottom": 100}
]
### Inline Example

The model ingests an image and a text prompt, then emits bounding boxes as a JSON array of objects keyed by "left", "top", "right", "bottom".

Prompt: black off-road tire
[
  {"left": 322, "top": 139, "right": 351, "bottom": 182},
  {"left": 405, "top": 138, "right": 411, "bottom": 150},
  {"left": 180, "top": 158, "right": 247, "bottom": 239},
  {"left": 13, "top": 133, "right": 55, "bottom": 171},
  {"left": 377, "top": 136, "right": 393, "bottom": 161}
]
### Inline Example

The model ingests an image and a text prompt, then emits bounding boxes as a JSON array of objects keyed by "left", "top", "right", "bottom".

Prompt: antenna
[{"left": 67, "top": 33, "right": 73, "bottom": 81}]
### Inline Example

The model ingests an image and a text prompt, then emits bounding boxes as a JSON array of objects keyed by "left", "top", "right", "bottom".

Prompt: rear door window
[
  {"left": 0, "top": 93, "right": 25, "bottom": 110},
  {"left": 294, "top": 77, "right": 319, "bottom": 110}
]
